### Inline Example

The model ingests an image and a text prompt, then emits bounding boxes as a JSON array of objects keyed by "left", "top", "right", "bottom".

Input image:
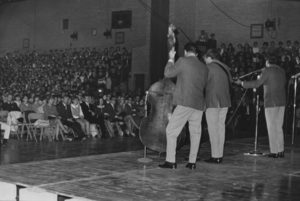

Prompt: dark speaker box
[{"left": 111, "top": 10, "right": 132, "bottom": 29}]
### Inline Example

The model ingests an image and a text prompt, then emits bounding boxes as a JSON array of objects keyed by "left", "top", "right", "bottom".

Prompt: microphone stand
[
  {"left": 0, "top": 124, "right": 1, "bottom": 166},
  {"left": 137, "top": 91, "right": 153, "bottom": 163},
  {"left": 292, "top": 77, "right": 298, "bottom": 145},
  {"left": 244, "top": 91, "right": 264, "bottom": 156}
]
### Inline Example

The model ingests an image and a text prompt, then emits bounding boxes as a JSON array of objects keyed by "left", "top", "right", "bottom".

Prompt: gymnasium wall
[
  {"left": 0, "top": 0, "right": 151, "bottom": 90},
  {"left": 170, "top": 0, "right": 300, "bottom": 55}
]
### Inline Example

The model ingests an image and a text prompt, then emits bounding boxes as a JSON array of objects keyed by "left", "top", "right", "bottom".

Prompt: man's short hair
[
  {"left": 204, "top": 49, "right": 220, "bottom": 60},
  {"left": 46, "top": 96, "right": 53, "bottom": 103},
  {"left": 266, "top": 54, "right": 278, "bottom": 65},
  {"left": 184, "top": 42, "right": 198, "bottom": 54}
]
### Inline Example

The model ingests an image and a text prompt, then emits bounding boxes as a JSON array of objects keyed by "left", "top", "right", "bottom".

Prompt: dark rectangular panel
[
  {"left": 111, "top": 10, "right": 132, "bottom": 29},
  {"left": 62, "top": 19, "right": 69, "bottom": 30}
]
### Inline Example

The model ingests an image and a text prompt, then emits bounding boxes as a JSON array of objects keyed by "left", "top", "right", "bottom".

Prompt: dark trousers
[
  {"left": 111, "top": 117, "right": 127, "bottom": 131},
  {"left": 87, "top": 116, "right": 106, "bottom": 137},
  {"left": 61, "top": 119, "right": 86, "bottom": 139}
]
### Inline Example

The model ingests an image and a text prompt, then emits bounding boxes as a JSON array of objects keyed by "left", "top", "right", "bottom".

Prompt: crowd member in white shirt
[
  {"left": 252, "top": 42, "right": 259, "bottom": 54},
  {"left": 70, "top": 97, "right": 90, "bottom": 137}
]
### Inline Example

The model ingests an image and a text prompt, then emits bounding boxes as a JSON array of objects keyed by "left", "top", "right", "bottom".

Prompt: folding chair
[
  {"left": 62, "top": 125, "right": 77, "bottom": 140},
  {"left": 6, "top": 111, "right": 22, "bottom": 139},
  {"left": 19, "top": 112, "right": 34, "bottom": 139},
  {"left": 28, "top": 113, "right": 53, "bottom": 142},
  {"left": 105, "top": 120, "right": 122, "bottom": 137}
]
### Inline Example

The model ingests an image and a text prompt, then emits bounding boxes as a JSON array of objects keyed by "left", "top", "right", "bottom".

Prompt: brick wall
[
  {"left": 2, "top": 0, "right": 300, "bottom": 90},
  {"left": 0, "top": 0, "right": 151, "bottom": 91},
  {"left": 170, "top": 0, "right": 300, "bottom": 50},
  {"left": 0, "top": 0, "right": 150, "bottom": 52}
]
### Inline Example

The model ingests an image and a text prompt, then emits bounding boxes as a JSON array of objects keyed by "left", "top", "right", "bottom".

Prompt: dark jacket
[
  {"left": 80, "top": 102, "right": 95, "bottom": 120},
  {"left": 104, "top": 103, "right": 117, "bottom": 121},
  {"left": 164, "top": 56, "right": 208, "bottom": 111},
  {"left": 205, "top": 61, "right": 232, "bottom": 108},
  {"left": 243, "top": 65, "right": 286, "bottom": 108},
  {"left": 3, "top": 102, "right": 20, "bottom": 112},
  {"left": 56, "top": 102, "right": 73, "bottom": 120},
  {"left": 124, "top": 103, "right": 137, "bottom": 116}
]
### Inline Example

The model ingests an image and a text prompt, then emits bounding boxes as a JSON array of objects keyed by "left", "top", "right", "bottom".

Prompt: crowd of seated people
[
  {"left": 0, "top": 92, "right": 146, "bottom": 145},
  {"left": 0, "top": 46, "right": 150, "bottom": 145},
  {"left": 0, "top": 46, "right": 132, "bottom": 98}
]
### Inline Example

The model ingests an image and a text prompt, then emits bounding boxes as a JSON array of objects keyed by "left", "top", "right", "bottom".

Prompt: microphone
[{"left": 291, "top": 73, "right": 300, "bottom": 79}]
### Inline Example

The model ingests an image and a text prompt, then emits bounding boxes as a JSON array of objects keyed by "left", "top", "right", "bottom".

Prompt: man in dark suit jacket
[
  {"left": 3, "top": 94, "right": 20, "bottom": 112},
  {"left": 104, "top": 97, "right": 127, "bottom": 135},
  {"left": 56, "top": 95, "right": 86, "bottom": 140},
  {"left": 104, "top": 97, "right": 118, "bottom": 121},
  {"left": 207, "top": 34, "right": 217, "bottom": 50},
  {"left": 236, "top": 54, "right": 286, "bottom": 158},
  {"left": 159, "top": 42, "right": 208, "bottom": 169},
  {"left": 203, "top": 49, "right": 232, "bottom": 164},
  {"left": 81, "top": 95, "right": 106, "bottom": 137}
]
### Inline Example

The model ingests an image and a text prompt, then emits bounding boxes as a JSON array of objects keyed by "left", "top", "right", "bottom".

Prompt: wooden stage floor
[{"left": 0, "top": 135, "right": 300, "bottom": 200}]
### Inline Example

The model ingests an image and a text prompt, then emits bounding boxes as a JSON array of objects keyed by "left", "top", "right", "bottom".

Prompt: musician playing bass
[
  {"left": 235, "top": 54, "right": 286, "bottom": 158},
  {"left": 158, "top": 25, "right": 208, "bottom": 169}
]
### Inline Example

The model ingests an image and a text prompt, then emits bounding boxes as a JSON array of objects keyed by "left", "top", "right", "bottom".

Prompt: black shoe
[
  {"left": 185, "top": 163, "right": 196, "bottom": 169},
  {"left": 267, "top": 153, "right": 278, "bottom": 158},
  {"left": 158, "top": 162, "right": 177, "bottom": 169},
  {"left": 278, "top": 151, "right": 284, "bottom": 158},
  {"left": 204, "top": 157, "right": 223, "bottom": 163},
  {"left": 2, "top": 139, "right": 8, "bottom": 146}
]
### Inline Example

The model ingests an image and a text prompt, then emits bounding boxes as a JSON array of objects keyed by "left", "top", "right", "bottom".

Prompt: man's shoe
[
  {"left": 185, "top": 163, "right": 196, "bottom": 169},
  {"left": 278, "top": 151, "right": 285, "bottom": 158},
  {"left": 158, "top": 162, "right": 177, "bottom": 169},
  {"left": 267, "top": 153, "right": 278, "bottom": 158},
  {"left": 204, "top": 157, "right": 223, "bottom": 163},
  {"left": 2, "top": 139, "right": 8, "bottom": 146}
]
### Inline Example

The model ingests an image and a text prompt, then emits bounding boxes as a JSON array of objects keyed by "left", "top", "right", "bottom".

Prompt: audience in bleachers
[
  {"left": 0, "top": 46, "right": 146, "bottom": 144},
  {"left": 1, "top": 38, "right": 300, "bottom": 145}
]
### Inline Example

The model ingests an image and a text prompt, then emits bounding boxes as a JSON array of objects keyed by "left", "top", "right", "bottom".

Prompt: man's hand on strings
[{"left": 168, "top": 24, "right": 176, "bottom": 36}]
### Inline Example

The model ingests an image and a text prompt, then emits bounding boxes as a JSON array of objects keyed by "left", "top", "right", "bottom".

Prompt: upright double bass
[{"left": 139, "top": 24, "right": 186, "bottom": 153}]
